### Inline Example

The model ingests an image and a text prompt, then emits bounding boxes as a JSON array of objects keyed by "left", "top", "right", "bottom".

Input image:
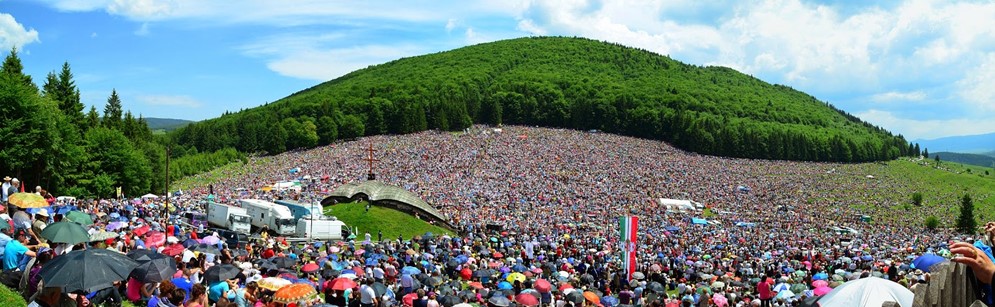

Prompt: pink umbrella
[
  {"left": 712, "top": 293, "right": 729, "bottom": 307},
  {"left": 812, "top": 280, "right": 828, "bottom": 288},
  {"left": 329, "top": 246, "right": 341, "bottom": 253},
  {"left": 133, "top": 225, "right": 151, "bottom": 236},
  {"left": 535, "top": 279, "right": 552, "bottom": 293},
  {"left": 200, "top": 236, "right": 221, "bottom": 245},
  {"left": 814, "top": 286, "right": 833, "bottom": 296},
  {"left": 354, "top": 249, "right": 365, "bottom": 257},
  {"left": 145, "top": 231, "right": 166, "bottom": 248}
]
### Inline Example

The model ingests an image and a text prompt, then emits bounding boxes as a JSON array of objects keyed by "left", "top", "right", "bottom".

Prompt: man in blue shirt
[{"left": 3, "top": 231, "right": 36, "bottom": 271}]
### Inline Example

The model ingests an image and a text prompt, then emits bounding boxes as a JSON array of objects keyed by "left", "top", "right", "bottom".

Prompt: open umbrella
[
  {"left": 131, "top": 253, "right": 177, "bottom": 283},
  {"left": 204, "top": 264, "right": 240, "bottom": 284},
  {"left": 133, "top": 224, "right": 150, "bottom": 236},
  {"left": 182, "top": 238, "right": 199, "bottom": 248},
  {"left": 488, "top": 296, "right": 511, "bottom": 307},
  {"left": 497, "top": 281, "right": 513, "bottom": 290},
  {"left": 402, "top": 266, "right": 421, "bottom": 275},
  {"left": 89, "top": 230, "right": 119, "bottom": 242},
  {"left": 534, "top": 279, "right": 552, "bottom": 293},
  {"left": 817, "top": 277, "right": 912, "bottom": 306},
  {"left": 912, "top": 254, "right": 946, "bottom": 272},
  {"left": 330, "top": 277, "right": 358, "bottom": 291},
  {"left": 440, "top": 295, "right": 462, "bottom": 307},
  {"left": 144, "top": 231, "right": 166, "bottom": 248},
  {"left": 583, "top": 291, "right": 601, "bottom": 306},
  {"left": 507, "top": 272, "right": 526, "bottom": 283},
  {"left": 40, "top": 248, "right": 139, "bottom": 293},
  {"left": 273, "top": 283, "right": 317, "bottom": 304},
  {"left": 565, "top": 291, "right": 584, "bottom": 304},
  {"left": 302, "top": 262, "right": 320, "bottom": 273},
  {"left": 259, "top": 277, "right": 293, "bottom": 291},
  {"left": 200, "top": 235, "right": 221, "bottom": 245},
  {"left": 600, "top": 296, "right": 619, "bottom": 307},
  {"left": 372, "top": 282, "right": 388, "bottom": 297},
  {"left": 40, "top": 221, "right": 90, "bottom": 245},
  {"left": 515, "top": 293, "right": 539, "bottom": 306},
  {"left": 272, "top": 257, "right": 297, "bottom": 269},
  {"left": 813, "top": 286, "right": 833, "bottom": 296},
  {"left": 162, "top": 244, "right": 185, "bottom": 256},
  {"left": 631, "top": 272, "right": 645, "bottom": 280},
  {"left": 64, "top": 211, "right": 94, "bottom": 225},
  {"left": 9, "top": 193, "right": 48, "bottom": 208},
  {"left": 191, "top": 243, "right": 220, "bottom": 255},
  {"left": 106, "top": 221, "right": 128, "bottom": 231}
]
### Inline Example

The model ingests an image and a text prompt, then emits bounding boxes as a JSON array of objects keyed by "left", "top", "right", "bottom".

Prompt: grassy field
[
  {"left": 325, "top": 201, "right": 454, "bottom": 240},
  {"left": 0, "top": 284, "right": 25, "bottom": 307}
]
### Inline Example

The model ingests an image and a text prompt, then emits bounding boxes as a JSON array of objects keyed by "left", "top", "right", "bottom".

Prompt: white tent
[
  {"left": 658, "top": 198, "right": 699, "bottom": 212},
  {"left": 141, "top": 193, "right": 159, "bottom": 199},
  {"left": 817, "top": 277, "right": 913, "bottom": 307}
]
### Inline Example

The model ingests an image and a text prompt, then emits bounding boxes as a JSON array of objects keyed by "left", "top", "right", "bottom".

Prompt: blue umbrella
[
  {"left": 860, "top": 255, "right": 873, "bottom": 261},
  {"left": 456, "top": 255, "right": 468, "bottom": 264},
  {"left": 512, "top": 264, "right": 527, "bottom": 273},
  {"left": 601, "top": 296, "right": 619, "bottom": 307},
  {"left": 665, "top": 226, "right": 680, "bottom": 232},
  {"left": 812, "top": 272, "right": 829, "bottom": 280},
  {"left": 342, "top": 269, "right": 356, "bottom": 275},
  {"left": 366, "top": 258, "right": 378, "bottom": 267},
  {"left": 497, "top": 281, "right": 513, "bottom": 290},
  {"left": 401, "top": 266, "right": 421, "bottom": 275},
  {"left": 912, "top": 254, "right": 946, "bottom": 272},
  {"left": 110, "top": 212, "right": 120, "bottom": 219},
  {"left": 182, "top": 238, "right": 199, "bottom": 248}
]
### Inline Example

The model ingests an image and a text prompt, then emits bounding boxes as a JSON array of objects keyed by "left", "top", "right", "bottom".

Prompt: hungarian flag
[{"left": 619, "top": 216, "right": 638, "bottom": 281}]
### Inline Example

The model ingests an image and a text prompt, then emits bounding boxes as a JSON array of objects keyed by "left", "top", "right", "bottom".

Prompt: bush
[
  {"left": 925, "top": 216, "right": 940, "bottom": 230},
  {"left": 911, "top": 192, "right": 923, "bottom": 206},
  {"left": 0, "top": 283, "right": 26, "bottom": 307}
]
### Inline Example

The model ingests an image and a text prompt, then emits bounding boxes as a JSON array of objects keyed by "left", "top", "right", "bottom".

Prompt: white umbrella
[
  {"left": 772, "top": 282, "right": 791, "bottom": 292},
  {"left": 818, "top": 277, "right": 913, "bottom": 307}
]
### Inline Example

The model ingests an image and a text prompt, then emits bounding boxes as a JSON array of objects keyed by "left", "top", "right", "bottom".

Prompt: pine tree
[
  {"left": 957, "top": 194, "right": 976, "bottom": 234},
  {"left": 103, "top": 89, "right": 123, "bottom": 130},
  {"left": 85, "top": 106, "right": 101, "bottom": 130},
  {"left": 42, "top": 62, "right": 84, "bottom": 126},
  {"left": 1, "top": 47, "right": 35, "bottom": 88}
]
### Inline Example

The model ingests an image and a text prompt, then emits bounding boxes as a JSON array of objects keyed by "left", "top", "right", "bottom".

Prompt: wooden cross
[{"left": 363, "top": 143, "right": 379, "bottom": 180}]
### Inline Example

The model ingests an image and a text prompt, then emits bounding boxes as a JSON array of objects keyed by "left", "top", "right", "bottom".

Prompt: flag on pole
[{"left": 619, "top": 216, "right": 638, "bottom": 281}]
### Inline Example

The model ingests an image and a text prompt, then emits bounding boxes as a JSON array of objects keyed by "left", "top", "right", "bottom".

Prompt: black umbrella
[
  {"left": 131, "top": 253, "right": 177, "bottom": 283},
  {"left": 439, "top": 295, "right": 462, "bottom": 307},
  {"left": 271, "top": 256, "right": 297, "bottom": 269},
  {"left": 182, "top": 238, "right": 200, "bottom": 248},
  {"left": 437, "top": 284, "right": 455, "bottom": 297},
  {"left": 204, "top": 264, "right": 241, "bottom": 284},
  {"left": 423, "top": 276, "right": 443, "bottom": 287},
  {"left": 646, "top": 282, "right": 666, "bottom": 293},
  {"left": 40, "top": 249, "right": 139, "bottom": 293},
  {"left": 565, "top": 291, "right": 584, "bottom": 304},
  {"left": 191, "top": 244, "right": 221, "bottom": 255},
  {"left": 474, "top": 269, "right": 492, "bottom": 278},
  {"left": 126, "top": 249, "right": 156, "bottom": 262}
]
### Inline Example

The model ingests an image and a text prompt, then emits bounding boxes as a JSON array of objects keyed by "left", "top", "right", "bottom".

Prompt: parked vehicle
[
  {"left": 206, "top": 201, "right": 252, "bottom": 234},
  {"left": 239, "top": 199, "right": 296, "bottom": 236},
  {"left": 296, "top": 218, "right": 346, "bottom": 240}
]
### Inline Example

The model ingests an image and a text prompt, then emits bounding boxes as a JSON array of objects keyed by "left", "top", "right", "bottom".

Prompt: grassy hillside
[
  {"left": 145, "top": 117, "right": 193, "bottom": 131},
  {"left": 325, "top": 201, "right": 454, "bottom": 241},
  {"left": 172, "top": 36, "right": 911, "bottom": 162},
  {"left": 932, "top": 152, "right": 995, "bottom": 168}
]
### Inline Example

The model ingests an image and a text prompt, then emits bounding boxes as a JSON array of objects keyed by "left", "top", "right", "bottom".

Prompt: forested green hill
[{"left": 174, "top": 37, "right": 913, "bottom": 162}]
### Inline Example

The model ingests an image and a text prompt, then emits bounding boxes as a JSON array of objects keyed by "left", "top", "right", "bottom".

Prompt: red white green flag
[{"left": 619, "top": 215, "right": 638, "bottom": 281}]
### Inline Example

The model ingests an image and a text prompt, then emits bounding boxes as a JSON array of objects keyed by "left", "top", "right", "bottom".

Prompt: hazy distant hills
[
  {"left": 144, "top": 117, "right": 193, "bottom": 131},
  {"left": 917, "top": 132, "right": 995, "bottom": 154},
  {"left": 929, "top": 151, "right": 995, "bottom": 168}
]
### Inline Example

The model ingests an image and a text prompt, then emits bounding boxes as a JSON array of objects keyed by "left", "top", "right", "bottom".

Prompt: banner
[
  {"left": 619, "top": 216, "right": 638, "bottom": 281},
  {"left": 116, "top": 187, "right": 122, "bottom": 198}
]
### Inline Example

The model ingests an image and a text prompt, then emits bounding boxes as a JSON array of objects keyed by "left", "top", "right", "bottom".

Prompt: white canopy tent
[
  {"left": 141, "top": 193, "right": 159, "bottom": 199},
  {"left": 658, "top": 198, "right": 700, "bottom": 213}
]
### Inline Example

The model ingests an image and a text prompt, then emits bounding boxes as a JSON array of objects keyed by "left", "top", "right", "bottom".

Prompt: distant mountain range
[
  {"left": 144, "top": 117, "right": 193, "bottom": 131},
  {"left": 930, "top": 151, "right": 995, "bottom": 168},
  {"left": 916, "top": 132, "right": 995, "bottom": 154}
]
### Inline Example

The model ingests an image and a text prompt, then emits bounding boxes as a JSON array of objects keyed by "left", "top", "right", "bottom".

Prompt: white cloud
[
  {"left": 138, "top": 94, "right": 202, "bottom": 108},
  {"left": 91, "top": 32, "right": 98, "bottom": 38},
  {"left": 956, "top": 53, "right": 995, "bottom": 111},
  {"left": 0, "top": 13, "right": 40, "bottom": 50},
  {"left": 871, "top": 91, "right": 926, "bottom": 103},
  {"left": 108, "top": 0, "right": 177, "bottom": 20},
  {"left": 134, "top": 23, "right": 150, "bottom": 36},
  {"left": 856, "top": 109, "right": 995, "bottom": 140},
  {"left": 242, "top": 33, "right": 424, "bottom": 81},
  {"left": 445, "top": 18, "right": 458, "bottom": 33}
]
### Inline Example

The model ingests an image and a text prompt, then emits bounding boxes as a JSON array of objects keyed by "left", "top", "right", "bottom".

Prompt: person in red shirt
[
  {"left": 262, "top": 248, "right": 275, "bottom": 259},
  {"left": 757, "top": 275, "right": 773, "bottom": 307}
]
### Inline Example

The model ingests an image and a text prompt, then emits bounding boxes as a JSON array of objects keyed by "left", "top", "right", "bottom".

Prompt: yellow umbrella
[
  {"left": 258, "top": 277, "right": 292, "bottom": 291},
  {"left": 507, "top": 272, "right": 526, "bottom": 283},
  {"left": 9, "top": 193, "right": 48, "bottom": 208}
]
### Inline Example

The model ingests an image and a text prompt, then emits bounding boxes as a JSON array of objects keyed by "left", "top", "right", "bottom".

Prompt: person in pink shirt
[{"left": 756, "top": 275, "right": 773, "bottom": 307}]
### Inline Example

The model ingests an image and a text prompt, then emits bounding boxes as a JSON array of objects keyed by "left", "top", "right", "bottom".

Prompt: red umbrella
[
  {"left": 559, "top": 283, "right": 573, "bottom": 292},
  {"left": 403, "top": 293, "right": 418, "bottom": 306},
  {"left": 515, "top": 293, "right": 539, "bottom": 306},
  {"left": 535, "top": 279, "right": 552, "bottom": 293},
  {"left": 144, "top": 231, "right": 165, "bottom": 249},
  {"left": 161, "top": 244, "right": 184, "bottom": 256},
  {"left": 460, "top": 268, "right": 473, "bottom": 280},
  {"left": 133, "top": 225, "right": 150, "bottom": 236},
  {"left": 493, "top": 252, "right": 504, "bottom": 259},
  {"left": 302, "top": 263, "right": 320, "bottom": 273},
  {"left": 329, "top": 277, "right": 358, "bottom": 291},
  {"left": 468, "top": 282, "right": 484, "bottom": 289}
]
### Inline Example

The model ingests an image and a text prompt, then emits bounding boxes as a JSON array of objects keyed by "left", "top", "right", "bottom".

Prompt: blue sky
[{"left": 2, "top": 0, "right": 995, "bottom": 141}]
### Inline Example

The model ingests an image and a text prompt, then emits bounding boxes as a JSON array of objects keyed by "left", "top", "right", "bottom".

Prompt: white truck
[
  {"left": 296, "top": 218, "right": 347, "bottom": 240},
  {"left": 206, "top": 201, "right": 252, "bottom": 234},
  {"left": 239, "top": 199, "right": 297, "bottom": 236}
]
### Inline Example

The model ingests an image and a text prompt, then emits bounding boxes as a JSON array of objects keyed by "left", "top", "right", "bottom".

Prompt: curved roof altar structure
[{"left": 322, "top": 181, "right": 454, "bottom": 231}]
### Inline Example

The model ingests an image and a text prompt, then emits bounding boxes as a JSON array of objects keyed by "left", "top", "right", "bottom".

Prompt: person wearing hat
[{"left": 30, "top": 209, "right": 49, "bottom": 245}]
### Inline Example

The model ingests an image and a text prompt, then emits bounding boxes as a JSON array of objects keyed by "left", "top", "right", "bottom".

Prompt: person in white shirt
[{"left": 360, "top": 278, "right": 378, "bottom": 307}]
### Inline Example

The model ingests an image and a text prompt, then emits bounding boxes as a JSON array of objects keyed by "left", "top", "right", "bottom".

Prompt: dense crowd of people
[{"left": 2, "top": 125, "right": 994, "bottom": 307}]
